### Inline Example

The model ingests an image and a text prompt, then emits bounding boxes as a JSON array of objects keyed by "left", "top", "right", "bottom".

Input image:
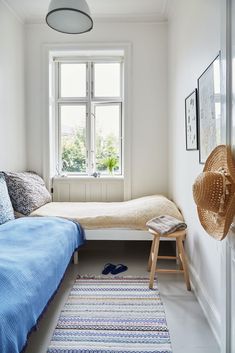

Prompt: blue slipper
[
  {"left": 102, "top": 263, "right": 116, "bottom": 275},
  {"left": 111, "top": 264, "right": 128, "bottom": 275}
]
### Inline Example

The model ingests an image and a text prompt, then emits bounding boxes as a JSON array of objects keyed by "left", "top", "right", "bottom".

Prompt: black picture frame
[
  {"left": 197, "top": 53, "right": 221, "bottom": 164},
  {"left": 185, "top": 89, "right": 198, "bottom": 151}
]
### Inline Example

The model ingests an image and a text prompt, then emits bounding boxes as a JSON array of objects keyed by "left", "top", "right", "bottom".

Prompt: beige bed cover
[
  {"left": 31, "top": 195, "right": 183, "bottom": 230},
  {"left": 30, "top": 195, "right": 183, "bottom": 230}
]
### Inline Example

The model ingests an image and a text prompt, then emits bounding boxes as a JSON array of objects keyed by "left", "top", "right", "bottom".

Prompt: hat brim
[
  {"left": 197, "top": 145, "right": 235, "bottom": 240},
  {"left": 197, "top": 191, "right": 235, "bottom": 240}
]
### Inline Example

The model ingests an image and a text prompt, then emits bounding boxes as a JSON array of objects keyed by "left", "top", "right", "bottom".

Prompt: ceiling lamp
[{"left": 46, "top": 0, "right": 93, "bottom": 34}]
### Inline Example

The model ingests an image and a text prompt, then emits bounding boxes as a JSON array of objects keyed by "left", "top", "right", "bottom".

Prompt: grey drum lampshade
[{"left": 46, "top": 0, "right": 93, "bottom": 34}]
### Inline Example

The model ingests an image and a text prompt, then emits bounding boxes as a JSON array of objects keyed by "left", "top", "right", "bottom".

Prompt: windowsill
[{"left": 53, "top": 175, "right": 124, "bottom": 181}]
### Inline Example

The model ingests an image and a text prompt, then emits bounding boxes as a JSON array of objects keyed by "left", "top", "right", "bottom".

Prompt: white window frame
[
  {"left": 58, "top": 102, "right": 88, "bottom": 174},
  {"left": 54, "top": 57, "right": 124, "bottom": 176},
  {"left": 92, "top": 101, "right": 123, "bottom": 175},
  {"left": 42, "top": 43, "right": 132, "bottom": 200}
]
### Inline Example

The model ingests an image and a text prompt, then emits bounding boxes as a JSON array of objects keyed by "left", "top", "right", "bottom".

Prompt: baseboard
[{"left": 188, "top": 261, "right": 221, "bottom": 347}]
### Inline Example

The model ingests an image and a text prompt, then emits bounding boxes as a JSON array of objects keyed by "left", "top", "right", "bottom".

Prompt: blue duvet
[{"left": 0, "top": 216, "right": 85, "bottom": 353}]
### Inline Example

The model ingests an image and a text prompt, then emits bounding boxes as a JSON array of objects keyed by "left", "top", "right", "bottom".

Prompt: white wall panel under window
[{"left": 53, "top": 176, "right": 124, "bottom": 202}]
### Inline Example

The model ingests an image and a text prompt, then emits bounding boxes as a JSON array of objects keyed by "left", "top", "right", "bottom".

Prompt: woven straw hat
[{"left": 193, "top": 145, "right": 235, "bottom": 240}]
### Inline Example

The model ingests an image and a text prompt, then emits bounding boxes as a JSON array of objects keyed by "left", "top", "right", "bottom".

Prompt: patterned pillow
[
  {"left": 3, "top": 172, "right": 52, "bottom": 216},
  {"left": 0, "top": 174, "right": 15, "bottom": 225}
]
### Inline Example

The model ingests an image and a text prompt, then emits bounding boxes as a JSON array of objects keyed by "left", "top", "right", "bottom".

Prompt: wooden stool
[{"left": 148, "top": 229, "right": 191, "bottom": 291}]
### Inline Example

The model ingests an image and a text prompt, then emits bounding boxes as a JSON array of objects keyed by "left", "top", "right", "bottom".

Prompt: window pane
[
  {"left": 61, "top": 105, "right": 86, "bottom": 173},
  {"left": 95, "top": 105, "right": 121, "bottom": 174},
  {"left": 94, "top": 63, "right": 121, "bottom": 97},
  {"left": 60, "top": 63, "right": 86, "bottom": 98}
]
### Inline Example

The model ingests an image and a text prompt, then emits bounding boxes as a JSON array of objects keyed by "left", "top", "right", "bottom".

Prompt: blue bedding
[{"left": 0, "top": 216, "right": 85, "bottom": 353}]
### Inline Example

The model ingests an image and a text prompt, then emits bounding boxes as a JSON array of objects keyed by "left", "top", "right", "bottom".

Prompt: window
[{"left": 55, "top": 59, "right": 123, "bottom": 176}]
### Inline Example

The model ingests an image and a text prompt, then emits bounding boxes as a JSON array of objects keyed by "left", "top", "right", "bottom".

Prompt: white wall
[
  {"left": 0, "top": 1, "right": 26, "bottom": 171},
  {"left": 25, "top": 21, "right": 168, "bottom": 198},
  {"left": 168, "top": 0, "right": 222, "bottom": 342}
]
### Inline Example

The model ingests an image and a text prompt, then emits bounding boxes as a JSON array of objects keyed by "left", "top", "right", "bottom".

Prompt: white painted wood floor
[{"left": 25, "top": 241, "right": 220, "bottom": 353}]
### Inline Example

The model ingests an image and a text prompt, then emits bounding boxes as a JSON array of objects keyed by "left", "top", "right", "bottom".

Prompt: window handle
[{"left": 91, "top": 150, "right": 95, "bottom": 171}]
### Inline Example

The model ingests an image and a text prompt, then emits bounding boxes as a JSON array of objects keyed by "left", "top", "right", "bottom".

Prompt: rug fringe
[{"left": 77, "top": 274, "right": 158, "bottom": 280}]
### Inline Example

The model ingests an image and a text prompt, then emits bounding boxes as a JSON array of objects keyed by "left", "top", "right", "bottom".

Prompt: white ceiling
[{"left": 3, "top": 0, "right": 170, "bottom": 24}]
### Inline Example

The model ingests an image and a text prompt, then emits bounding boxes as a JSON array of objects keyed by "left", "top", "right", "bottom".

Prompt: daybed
[
  {"left": 2, "top": 172, "right": 183, "bottom": 240},
  {"left": 30, "top": 195, "right": 183, "bottom": 240},
  {"left": 0, "top": 216, "right": 85, "bottom": 353}
]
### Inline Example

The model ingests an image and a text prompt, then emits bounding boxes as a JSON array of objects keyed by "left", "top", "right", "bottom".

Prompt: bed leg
[{"left": 73, "top": 251, "right": 78, "bottom": 265}]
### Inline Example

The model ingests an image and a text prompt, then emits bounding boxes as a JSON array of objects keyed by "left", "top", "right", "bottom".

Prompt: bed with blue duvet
[{"left": 0, "top": 216, "right": 85, "bottom": 353}]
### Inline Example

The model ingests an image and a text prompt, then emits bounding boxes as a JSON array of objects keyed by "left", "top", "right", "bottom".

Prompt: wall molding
[
  {"left": 1, "top": 0, "right": 24, "bottom": 24},
  {"left": 94, "top": 14, "right": 167, "bottom": 24},
  {"left": 26, "top": 14, "right": 167, "bottom": 25},
  {"left": 188, "top": 260, "right": 221, "bottom": 347}
]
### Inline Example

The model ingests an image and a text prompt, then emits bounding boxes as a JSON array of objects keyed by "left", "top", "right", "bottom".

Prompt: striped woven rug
[{"left": 47, "top": 276, "right": 172, "bottom": 353}]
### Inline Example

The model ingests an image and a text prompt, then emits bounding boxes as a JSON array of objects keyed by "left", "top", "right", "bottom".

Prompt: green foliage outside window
[
  {"left": 62, "top": 129, "right": 119, "bottom": 174},
  {"left": 95, "top": 133, "right": 119, "bottom": 173},
  {"left": 62, "top": 129, "right": 86, "bottom": 173}
]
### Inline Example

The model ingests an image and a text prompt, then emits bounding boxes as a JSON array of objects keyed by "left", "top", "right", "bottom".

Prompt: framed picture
[
  {"left": 185, "top": 89, "right": 198, "bottom": 150},
  {"left": 198, "top": 53, "right": 221, "bottom": 164}
]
